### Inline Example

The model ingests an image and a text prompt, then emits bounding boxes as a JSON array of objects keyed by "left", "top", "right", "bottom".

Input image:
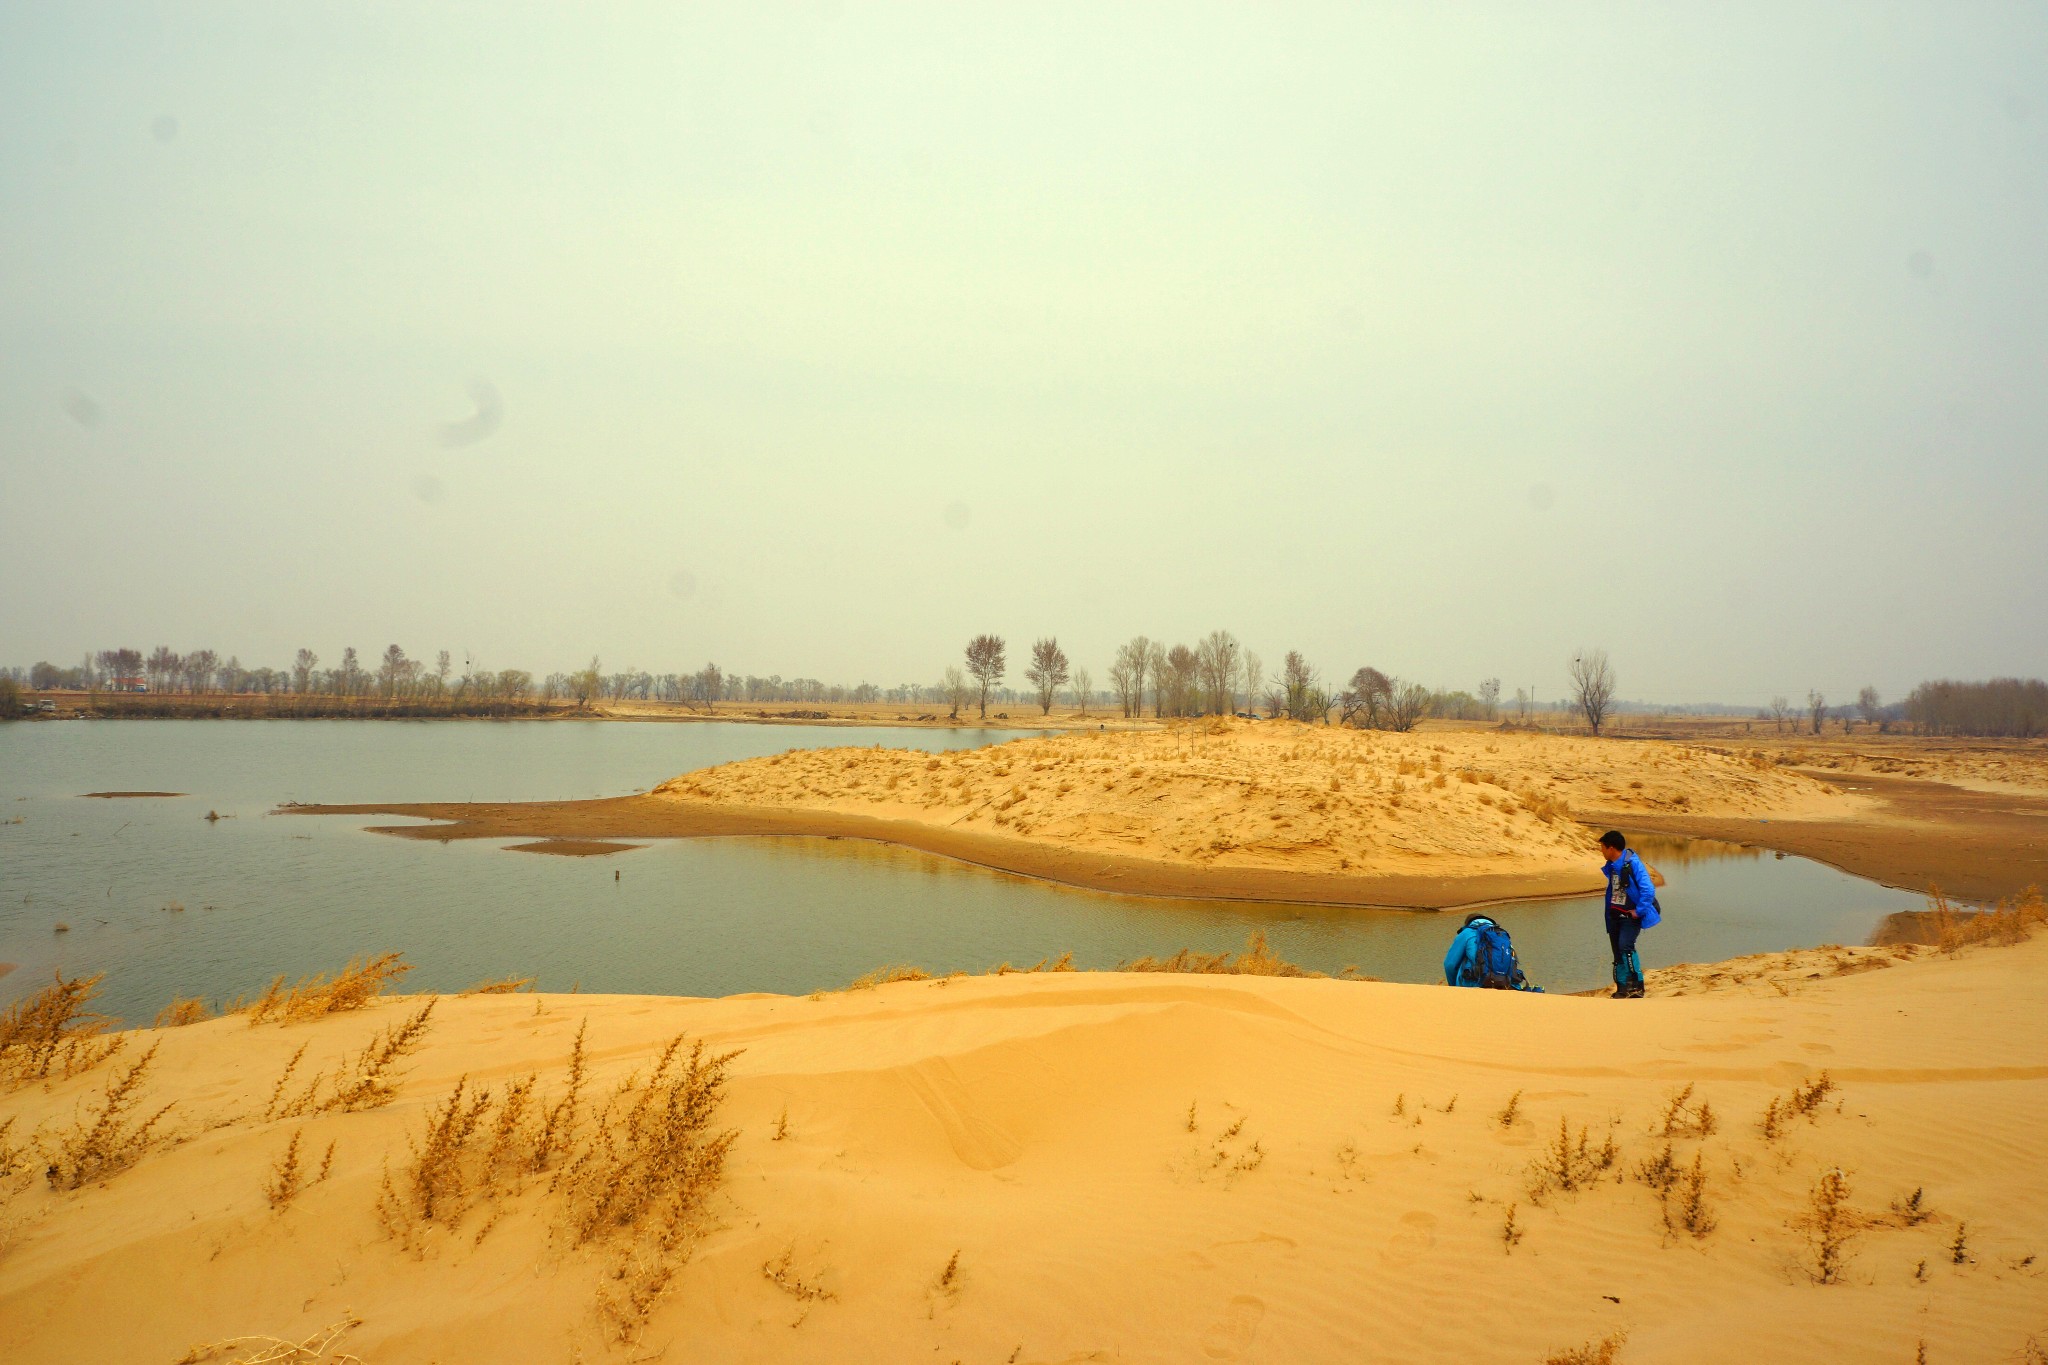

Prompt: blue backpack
[{"left": 1468, "top": 916, "right": 1529, "bottom": 991}]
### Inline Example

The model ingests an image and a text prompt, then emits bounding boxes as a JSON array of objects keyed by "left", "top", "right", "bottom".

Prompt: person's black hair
[{"left": 1599, "top": 830, "right": 1626, "bottom": 850}]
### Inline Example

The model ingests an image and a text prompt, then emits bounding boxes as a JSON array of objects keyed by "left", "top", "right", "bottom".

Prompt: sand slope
[
  {"left": 652, "top": 720, "right": 1854, "bottom": 886},
  {"left": 4, "top": 937, "right": 2044, "bottom": 1363}
]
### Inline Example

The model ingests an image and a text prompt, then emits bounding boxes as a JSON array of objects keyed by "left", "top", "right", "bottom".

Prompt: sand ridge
[
  {"left": 2, "top": 935, "right": 2044, "bottom": 1362},
  {"left": 653, "top": 719, "right": 1857, "bottom": 885}
]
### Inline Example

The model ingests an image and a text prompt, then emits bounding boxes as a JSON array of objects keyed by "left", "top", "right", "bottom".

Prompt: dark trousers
[{"left": 1605, "top": 909, "right": 1644, "bottom": 989}]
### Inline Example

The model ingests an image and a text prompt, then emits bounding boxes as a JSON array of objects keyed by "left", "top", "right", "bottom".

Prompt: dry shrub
[
  {"left": 0, "top": 1115, "right": 29, "bottom": 1181},
  {"left": 154, "top": 997, "right": 213, "bottom": 1028},
  {"left": 174, "top": 1316, "right": 364, "bottom": 1364},
  {"left": 1545, "top": 1331, "right": 1626, "bottom": 1365},
  {"left": 459, "top": 976, "right": 536, "bottom": 996},
  {"left": 992, "top": 952, "right": 1076, "bottom": 975},
  {"left": 1888, "top": 1187, "right": 1933, "bottom": 1227},
  {"left": 1120, "top": 932, "right": 1323, "bottom": 978},
  {"left": 0, "top": 970, "right": 122, "bottom": 1086},
  {"left": 1658, "top": 1084, "right": 1717, "bottom": 1138},
  {"left": 1803, "top": 1168, "right": 1857, "bottom": 1284},
  {"left": 1931, "top": 885, "right": 2046, "bottom": 953},
  {"left": 1665, "top": 1151, "right": 1716, "bottom": 1240},
  {"left": 846, "top": 964, "right": 931, "bottom": 991},
  {"left": 45, "top": 1042, "right": 173, "bottom": 1189},
  {"left": 1528, "top": 1117, "right": 1618, "bottom": 1201},
  {"left": 1760, "top": 1072, "right": 1836, "bottom": 1141},
  {"left": 269, "top": 1001, "right": 437, "bottom": 1119},
  {"left": 1501, "top": 1202, "right": 1524, "bottom": 1254},
  {"left": 242, "top": 953, "right": 412, "bottom": 1025},
  {"left": 263, "top": 1130, "right": 330, "bottom": 1212},
  {"left": 371, "top": 1027, "right": 737, "bottom": 1342},
  {"left": 1496, "top": 1090, "right": 1523, "bottom": 1128}
]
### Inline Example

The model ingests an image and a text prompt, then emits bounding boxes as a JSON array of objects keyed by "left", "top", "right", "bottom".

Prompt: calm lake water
[{"left": 0, "top": 720, "right": 1926, "bottom": 1022}]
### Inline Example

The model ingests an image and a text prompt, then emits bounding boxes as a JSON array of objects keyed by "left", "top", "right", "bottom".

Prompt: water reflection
[{"left": 1, "top": 720, "right": 1925, "bottom": 1022}]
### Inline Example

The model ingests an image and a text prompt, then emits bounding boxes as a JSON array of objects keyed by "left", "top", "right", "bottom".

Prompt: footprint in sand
[
  {"left": 1199, "top": 1295, "right": 1266, "bottom": 1359},
  {"left": 1380, "top": 1211, "right": 1438, "bottom": 1264}
]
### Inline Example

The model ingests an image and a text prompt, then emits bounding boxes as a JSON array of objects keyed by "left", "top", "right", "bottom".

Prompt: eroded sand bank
[{"left": 1, "top": 935, "right": 2044, "bottom": 1363}]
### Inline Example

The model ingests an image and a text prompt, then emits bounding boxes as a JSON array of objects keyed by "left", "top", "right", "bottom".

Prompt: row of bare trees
[{"left": 1905, "top": 678, "right": 2047, "bottom": 737}]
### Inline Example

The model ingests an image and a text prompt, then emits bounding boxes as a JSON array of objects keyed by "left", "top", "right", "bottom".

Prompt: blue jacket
[
  {"left": 1602, "top": 850, "right": 1662, "bottom": 928},
  {"left": 1443, "top": 920, "right": 1489, "bottom": 987}
]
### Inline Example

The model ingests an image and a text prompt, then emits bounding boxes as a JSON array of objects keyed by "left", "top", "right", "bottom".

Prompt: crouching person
[{"left": 1443, "top": 913, "right": 1542, "bottom": 991}]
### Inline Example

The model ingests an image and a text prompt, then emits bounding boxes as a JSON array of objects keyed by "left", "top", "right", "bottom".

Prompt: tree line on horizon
[
  {"left": 5, "top": 644, "right": 2039, "bottom": 739},
  {"left": 941, "top": 629, "right": 1502, "bottom": 732}
]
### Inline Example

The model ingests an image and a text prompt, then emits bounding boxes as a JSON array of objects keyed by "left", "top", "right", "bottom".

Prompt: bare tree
[
  {"left": 1112, "top": 636, "right": 1153, "bottom": 718},
  {"left": 1106, "top": 651, "right": 1136, "bottom": 717},
  {"left": 378, "top": 644, "right": 409, "bottom": 697},
  {"left": 435, "top": 650, "right": 452, "bottom": 695},
  {"left": 1807, "top": 689, "right": 1827, "bottom": 736},
  {"left": 184, "top": 649, "right": 219, "bottom": 695},
  {"left": 1768, "top": 695, "right": 1791, "bottom": 733},
  {"left": 1478, "top": 677, "right": 1501, "bottom": 721},
  {"left": 1385, "top": 680, "right": 1432, "bottom": 732},
  {"left": 1196, "top": 630, "right": 1240, "bottom": 716},
  {"left": 571, "top": 656, "right": 602, "bottom": 709},
  {"left": 1856, "top": 686, "right": 1881, "bottom": 728},
  {"left": 1569, "top": 649, "right": 1617, "bottom": 735},
  {"left": 965, "top": 635, "right": 1006, "bottom": 720},
  {"left": 1514, "top": 686, "right": 1532, "bottom": 723},
  {"left": 1160, "top": 644, "right": 1199, "bottom": 717},
  {"left": 1240, "top": 651, "right": 1263, "bottom": 717},
  {"left": 695, "top": 661, "right": 724, "bottom": 711},
  {"left": 940, "top": 665, "right": 971, "bottom": 719},
  {"left": 1279, "top": 651, "right": 1318, "bottom": 722},
  {"left": 1071, "top": 665, "right": 1092, "bottom": 716},
  {"left": 1025, "top": 637, "right": 1070, "bottom": 715},
  {"left": 1145, "top": 641, "right": 1169, "bottom": 717},
  {"left": 1340, "top": 666, "right": 1392, "bottom": 728},
  {"left": 292, "top": 649, "right": 318, "bottom": 695}
]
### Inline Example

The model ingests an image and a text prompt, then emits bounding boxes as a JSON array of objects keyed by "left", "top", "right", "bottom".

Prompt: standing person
[{"left": 1598, "top": 830, "right": 1660, "bottom": 998}]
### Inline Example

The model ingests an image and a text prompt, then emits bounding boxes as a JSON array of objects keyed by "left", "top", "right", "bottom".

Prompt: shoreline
[
  {"left": 285, "top": 765, "right": 2048, "bottom": 911},
  {"left": 284, "top": 794, "right": 1605, "bottom": 911},
  {"left": 1588, "top": 770, "right": 2048, "bottom": 904}
]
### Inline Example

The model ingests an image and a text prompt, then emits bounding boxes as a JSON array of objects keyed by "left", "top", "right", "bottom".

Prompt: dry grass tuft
[
  {"left": 153, "top": 997, "right": 213, "bottom": 1028},
  {"left": 242, "top": 953, "right": 412, "bottom": 1025},
  {"left": 174, "top": 1316, "right": 364, "bottom": 1364},
  {"left": 1528, "top": 1117, "right": 1618, "bottom": 1200},
  {"left": 1501, "top": 1202, "right": 1524, "bottom": 1254},
  {"left": 1948, "top": 1221, "right": 1971, "bottom": 1265},
  {"left": 459, "top": 975, "right": 536, "bottom": 995},
  {"left": 268, "top": 1001, "right": 437, "bottom": 1120},
  {"left": 1804, "top": 1167, "right": 1856, "bottom": 1284},
  {"left": 1889, "top": 1187, "right": 1933, "bottom": 1227},
  {"left": 1658, "top": 1084, "right": 1717, "bottom": 1139},
  {"left": 1927, "top": 884, "right": 2047, "bottom": 954},
  {"left": 556, "top": 1034, "right": 740, "bottom": 1247},
  {"left": 1496, "top": 1090, "right": 1523, "bottom": 1128},
  {"left": 1760, "top": 1072, "right": 1836, "bottom": 1141},
  {"left": 1665, "top": 1151, "right": 1716, "bottom": 1240},
  {"left": 762, "top": 1245, "right": 838, "bottom": 1306},
  {"left": 1120, "top": 932, "right": 1323, "bottom": 977},
  {"left": 265, "top": 1131, "right": 305, "bottom": 1211},
  {"left": 44, "top": 1041, "right": 173, "bottom": 1189},
  {"left": 1, "top": 970, "right": 121, "bottom": 1086},
  {"left": 1544, "top": 1331, "right": 1626, "bottom": 1365},
  {"left": 846, "top": 964, "right": 932, "bottom": 991}
]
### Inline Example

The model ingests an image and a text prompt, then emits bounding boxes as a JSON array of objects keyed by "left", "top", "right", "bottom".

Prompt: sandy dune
[
  {"left": 4, "top": 933, "right": 2044, "bottom": 1364},
  {"left": 653, "top": 720, "right": 1855, "bottom": 885}
]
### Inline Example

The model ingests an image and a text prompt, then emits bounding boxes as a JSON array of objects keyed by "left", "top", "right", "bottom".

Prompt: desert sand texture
[
  {"left": 3, "top": 929, "right": 2047, "bottom": 1364},
  {"left": 650, "top": 719, "right": 1857, "bottom": 889}
]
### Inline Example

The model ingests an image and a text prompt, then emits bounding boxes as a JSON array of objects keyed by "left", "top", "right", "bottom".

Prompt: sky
[{"left": 2, "top": 3, "right": 2044, "bottom": 707}]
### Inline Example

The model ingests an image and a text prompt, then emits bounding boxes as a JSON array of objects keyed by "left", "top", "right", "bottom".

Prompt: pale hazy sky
[{"left": 3, "top": 4, "right": 2044, "bottom": 706}]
